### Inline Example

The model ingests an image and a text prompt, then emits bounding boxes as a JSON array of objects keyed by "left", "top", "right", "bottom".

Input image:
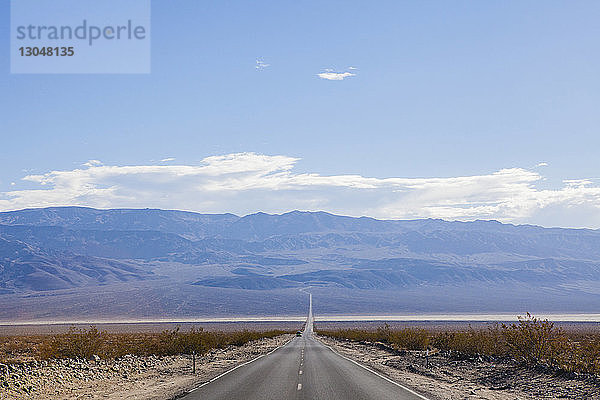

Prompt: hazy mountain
[
  {"left": 0, "top": 236, "right": 153, "bottom": 292},
  {"left": 0, "top": 207, "right": 238, "bottom": 240},
  {"left": 1, "top": 207, "right": 600, "bottom": 318}
]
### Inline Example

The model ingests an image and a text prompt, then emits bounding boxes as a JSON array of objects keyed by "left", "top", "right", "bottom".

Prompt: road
[{"left": 183, "top": 294, "right": 430, "bottom": 400}]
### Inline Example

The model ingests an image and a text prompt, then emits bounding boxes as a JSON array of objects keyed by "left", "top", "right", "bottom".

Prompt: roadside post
[{"left": 192, "top": 350, "right": 196, "bottom": 374}]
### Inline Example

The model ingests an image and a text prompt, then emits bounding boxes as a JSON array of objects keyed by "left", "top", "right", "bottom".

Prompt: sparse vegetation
[
  {"left": 317, "top": 314, "right": 600, "bottom": 375},
  {"left": 1, "top": 326, "right": 289, "bottom": 362}
]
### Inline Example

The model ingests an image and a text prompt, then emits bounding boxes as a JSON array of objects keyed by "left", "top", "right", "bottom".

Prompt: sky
[{"left": 1, "top": 1, "right": 600, "bottom": 228}]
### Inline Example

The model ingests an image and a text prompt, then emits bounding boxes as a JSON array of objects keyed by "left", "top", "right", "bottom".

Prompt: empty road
[{"left": 183, "top": 294, "right": 430, "bottom": 400}]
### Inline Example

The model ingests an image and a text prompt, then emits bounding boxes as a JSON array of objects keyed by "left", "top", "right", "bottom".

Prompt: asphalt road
[{"left": 184, "top": 294, "right": 429, "bottom": 400}]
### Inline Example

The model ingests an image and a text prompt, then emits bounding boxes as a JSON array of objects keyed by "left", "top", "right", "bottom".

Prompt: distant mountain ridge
[
  {"left": 0, "top": 207, "right": 238, "bottom": 240},
  {"left": 2, "top": 207, "right": 600, "bottom": 258},
  {"left": 1, "top": 207, "right": 600, "bottom": 318},
  {"left": 1, "top": 205, "right": 597, "bottom": 236}
]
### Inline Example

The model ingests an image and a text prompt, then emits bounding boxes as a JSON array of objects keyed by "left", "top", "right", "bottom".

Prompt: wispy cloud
[
  {"left": 535, "top": 162, "right": 549, "bottom": 167},
  {"left": 317, "top": 67, "right": 356, "bottom": 81},
  {"left": 563, "top": 179, "right": 594, "bottom": 188},
  {"left": 2, "top": 153, "right": 600, "bottom": 228},
  {"left": 160, "top": 157, "right": 176, "bottom": 162},
  {"left": 83, "top": 160, "right": 103, "bottom": 167},
  {"left": 255, "top": 59, "right": 270, "bottom": 70}
]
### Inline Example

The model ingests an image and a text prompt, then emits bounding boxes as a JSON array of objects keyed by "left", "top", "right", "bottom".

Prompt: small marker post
[{"left": 193, "top": 350, "right": 196, "bottom": 374}]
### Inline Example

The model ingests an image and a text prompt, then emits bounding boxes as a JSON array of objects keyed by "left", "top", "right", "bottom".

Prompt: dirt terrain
[
  {"left": 318, "top": 335, "right": 600, "bottom": 400},
  {"left": 0, "top": 334, "right": 292, "bottom": 400},
  {"left": 2, "top": 331, "right": 599, "bottom": 399}
]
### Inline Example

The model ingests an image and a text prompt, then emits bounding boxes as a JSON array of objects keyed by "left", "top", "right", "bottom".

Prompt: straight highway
[{"left": 184, "top": 294, "right": 430, "bottom": 400}]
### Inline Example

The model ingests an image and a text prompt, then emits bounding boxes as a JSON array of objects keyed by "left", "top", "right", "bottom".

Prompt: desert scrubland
[
  {"left": 2, "top": 317, "right": 599, "bottom": 399},
  {"left": 0, "top": 326, "right": 293, "bottom": 399},
  {"left": 317, "top": 315, "right": 600, "bottom": 399}
]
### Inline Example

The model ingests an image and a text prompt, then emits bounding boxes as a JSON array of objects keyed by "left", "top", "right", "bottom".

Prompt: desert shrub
[
  {"left": 317, "top": 315, "right": 600, "bottom": 375},
  {"left": 39, "top": 326, "right": 104, "bottom": 360},
  {"left": 389, "top": 327, "right": 430, "bottom": 350},
  {"left": 433, "top": 323, "right": 505, "bottom": 358},
  {"left": 318, "top": 325, "right": 429, "bottom": 350},
  {"left": 501, "top": 313, "right": 568, "bottom": 367},
  {"left": 560, "top": 335, "right": 600, "bottom": 374},
  {"left": 35, "top": 326, "right": 288, "bottom": 360},
  {"left": 0, "top": 335, "right": 44, "bottom": 363}
]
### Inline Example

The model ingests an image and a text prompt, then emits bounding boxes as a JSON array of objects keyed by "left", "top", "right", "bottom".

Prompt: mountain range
[{"left": 1, "top": 207, "right": 599, "bottom": 320}]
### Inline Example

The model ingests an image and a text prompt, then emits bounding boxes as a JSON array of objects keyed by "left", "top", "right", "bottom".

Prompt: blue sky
[{"left": 1, "top": 1, "right": 600, "bottom": 227}]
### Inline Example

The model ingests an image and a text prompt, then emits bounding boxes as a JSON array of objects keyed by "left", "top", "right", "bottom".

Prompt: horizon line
[
  {"left": 3, "top": 313, "right": 600, "bottom": 326},
  {"left": 0, "top": 205, "right": 597, "bottom": 231}
]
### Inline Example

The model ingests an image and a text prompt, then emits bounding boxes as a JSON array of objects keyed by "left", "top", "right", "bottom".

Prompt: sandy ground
[
  {"left": 0, "top": 334, "right": 292, "bottom": 400},
  {"left": 317, "top": 335, "right": 600, "bottom": 400}
]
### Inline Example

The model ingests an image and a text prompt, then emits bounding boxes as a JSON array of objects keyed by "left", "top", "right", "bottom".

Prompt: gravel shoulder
[
  {"left": 1, "top": 334, "right": 292, "bottom": 400},
  {"left": 316, "top": 335, "right": 600, "bottom": 400}
]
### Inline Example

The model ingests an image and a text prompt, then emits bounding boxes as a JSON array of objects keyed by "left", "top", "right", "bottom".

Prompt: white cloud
[
  {"left": 83, "top": 160, "right": 103, "bottom": 167},
  {"left": 317, "top": 71, "right": 356, "bottom": 81},
  {"left": 536, "top": 162, "right": 549, "bottom": 167},
  {"left": 318, "top": 66, "right": 357, "bottom": 80},
  {"left": 2, "top": 153, "right": 600, "bottom": 228},
  {"left": 160, "top": 157, "right": 176, "bottom": 162},
  {"left": 255, "top": 59, "right": 270, "bottom": 70},
  {"left": 563, "top": 179, "right": 594, "bottom": 188}
]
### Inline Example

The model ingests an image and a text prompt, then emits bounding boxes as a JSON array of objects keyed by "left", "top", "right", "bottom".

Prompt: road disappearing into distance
[{"left": 184, "top": 294, "right": 430, "bottom": 400}]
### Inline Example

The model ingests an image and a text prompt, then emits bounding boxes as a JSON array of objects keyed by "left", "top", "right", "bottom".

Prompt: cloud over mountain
[{"left": 1, "top": 153, "right": 600, "bottom": 227}]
